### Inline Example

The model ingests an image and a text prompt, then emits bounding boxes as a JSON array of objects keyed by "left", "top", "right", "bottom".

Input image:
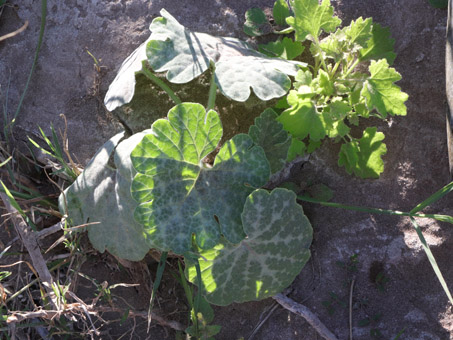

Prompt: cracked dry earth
[{"left": 1, "top": 0, "right": 452, "bottom": 339}]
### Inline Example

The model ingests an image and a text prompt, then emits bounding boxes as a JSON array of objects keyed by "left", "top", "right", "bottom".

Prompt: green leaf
[
  {"left": 319, "top": 17, "right": 372, "bottom": 61},
  {"left": 359, "top": 23, "right": 396, "bottom": 65},
  {"left": 248, "top": 109, "right": 291, "bottom": 174},
  {"left": 273, "top": 0, "right": 292, "bottom": 26},
  {"left": 287, "top": 138, "right": 306, "bottom": 161},
  {"left": 361, "top": 59, "right": 408, "bottom": 118},
  {"left": 318, "top": 30, "right": 347, "bottom": 62},
  {"left": 307, "top": 139, "right": 322, "bottom": 153},
  {"left": 429, "top": 0, "right": 448, "bottom": 9},
  {"left": 147, "top": 9, "right": 305, "bottom": 101},
  {"left": 315, "top": 69, "right": 335, "bottom": 96},
  {"left": 328, "top": 99, "right": 351, "bottom": 120},
  {"left": 259, "top": 37, "right": 304, "bottom": 60},
  {"left": 306, "top": 183, "right": 334, "bottom": 201},
  {"left": 244, "top": 8, "right": 271, "bottom": 36},
  {"left": 287, "top": 0, "right": 341, "bottom": 42},
  {"left": 194, "top": 296, "right": 215, "bottom": 324},
  {"left": 186, "top": 188, "right": 312, "bottom": 306},
  {"left": 338, "top": 127, "right": 387, "bottom": 178},
  {"left": 59, "top": 131, "right": 154, "bottom": 261},
  {"left": 131, "top": 103, "right": 270, "bottom": 254},
  {"left": 294, "top": 69, "right": 312, "bottom": 87},
  {"left": 343, "top": 17, "right": 373, "bottom": 48},
  {"left": 277, "top": 91, "right": 327, "bottom": 141}
]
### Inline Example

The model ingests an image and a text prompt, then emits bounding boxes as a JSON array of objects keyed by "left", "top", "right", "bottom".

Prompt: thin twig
[
  {"left": 247, "top": 302, "right": 279, "bottom": 340},
  {"left": 273, "top": 293, "right": 339, "bottom": 340},
  {"left": 349, "top": 278, "right": 355, "bottom": 340},
  {"left": 0, "top": 192, "right": 58, "bottom": 309}
]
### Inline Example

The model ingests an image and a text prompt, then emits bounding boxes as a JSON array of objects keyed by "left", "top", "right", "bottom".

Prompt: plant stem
[
  {"left": 207, "top": 62, "right": 217, "bottom": 112},
  {"left": 330, "top": 60, "right": 341, "bottom": 79},
  {"left": 192, "top": 258, "right": 202, "bottom": 335},
  {"left": 343, "top": 58, "right": 360, "bottom": 78},
  {"left": 313, "top": 37, "right": 329, "bottom": 74},
  {"left": 140, "top": 66, "right": 182, "bottom": 105},
  {"left": 297, "top": 195, "right": 453, "bottom": 224}
]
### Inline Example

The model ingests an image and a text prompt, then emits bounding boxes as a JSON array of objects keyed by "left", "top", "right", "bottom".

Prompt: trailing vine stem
[{"left": 297, "top": 195, "right": 453, "bottom": 224}]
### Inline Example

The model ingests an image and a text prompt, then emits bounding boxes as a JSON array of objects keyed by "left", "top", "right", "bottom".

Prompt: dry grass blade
[
  {"left": 0, "top": 20, "right": 28, "bottom": 42},
  {"left": 7, "top": 301, "right": 186, "bottom": 332}
]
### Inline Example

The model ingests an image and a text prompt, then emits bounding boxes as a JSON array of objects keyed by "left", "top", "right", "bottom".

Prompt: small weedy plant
[{"left": 243, "top": 0, "right": 408, "bottom": 178}]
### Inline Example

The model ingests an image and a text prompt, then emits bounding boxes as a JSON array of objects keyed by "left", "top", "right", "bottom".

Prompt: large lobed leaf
[
  {"left": 104, "top": 9, "right": 305, "bottom": 109},
  {"left": 59, "top": 131, "right": 154, "bottom": 261},
  {"left": 131, "top": 103, "right": 271, "bottom": 254},
  {"left": 147, "top": 9, "right": 304, "bottom": 101},
  {"left": 186, "top": 188, "right": 313, "bottom": 306}
]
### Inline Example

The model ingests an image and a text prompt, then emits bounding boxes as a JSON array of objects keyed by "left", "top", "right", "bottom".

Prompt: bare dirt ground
[{"left": 0, "top": 1, "right": 452, "bottom": 339}]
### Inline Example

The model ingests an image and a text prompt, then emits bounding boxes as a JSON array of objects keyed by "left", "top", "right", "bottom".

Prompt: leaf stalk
[{"left": 140, "top": 66, "right": 182, "bottom": 105}]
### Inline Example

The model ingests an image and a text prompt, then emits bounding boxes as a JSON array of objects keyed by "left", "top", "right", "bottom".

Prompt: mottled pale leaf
[
  {"left": 359, "top": 23, "right": 396, "bottom": 64},
  {"left": 131, "top": 103, "right": 270, "bottom": 254},
  {"left": 187, "top": 188, "right": 312, "bottom": 306},
  {"left": 361, "top": 59, "right": 408, "bottom": 118},
  {"left": 259, "top": 37, "right": 304, "bottom": 60},
  {"left": 59, "top": 131, "right": 154, "bottom": 261},
  {"left": 148, "top": 9, "right": 304, "bottom": 101},
  {"left": 104, "top": 39, "right": 150, "bottom": 111},
  {"left": 287, "top": 0, "right": 341, "bottom": 42},
  {"left": 338, "top": 127, "right": 387, "bottom": 178},
  {"left": 248, "top": 109, "right": 291, "bottom": 174},
  {"left": 215, "top": 55, "right": 304, "bottom": 102},
  {"left": 244, "top": 8, "right": 271, "bottom": 36},
  {"left": 277, "top": 91, "right": 327, "bottom": 141}
]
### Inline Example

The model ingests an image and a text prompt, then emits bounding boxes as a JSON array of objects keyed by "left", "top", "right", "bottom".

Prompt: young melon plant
[
  {"left": 245, "top": 0, "right": 408, "bottom": 178},
  {"left": 59, "top": 0, "right": 411, "bottom": 334}
]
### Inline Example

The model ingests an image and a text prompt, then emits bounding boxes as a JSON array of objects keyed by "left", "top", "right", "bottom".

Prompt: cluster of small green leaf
[{"left": 244, "top": 0, "right": 409, "bottom": 178}]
